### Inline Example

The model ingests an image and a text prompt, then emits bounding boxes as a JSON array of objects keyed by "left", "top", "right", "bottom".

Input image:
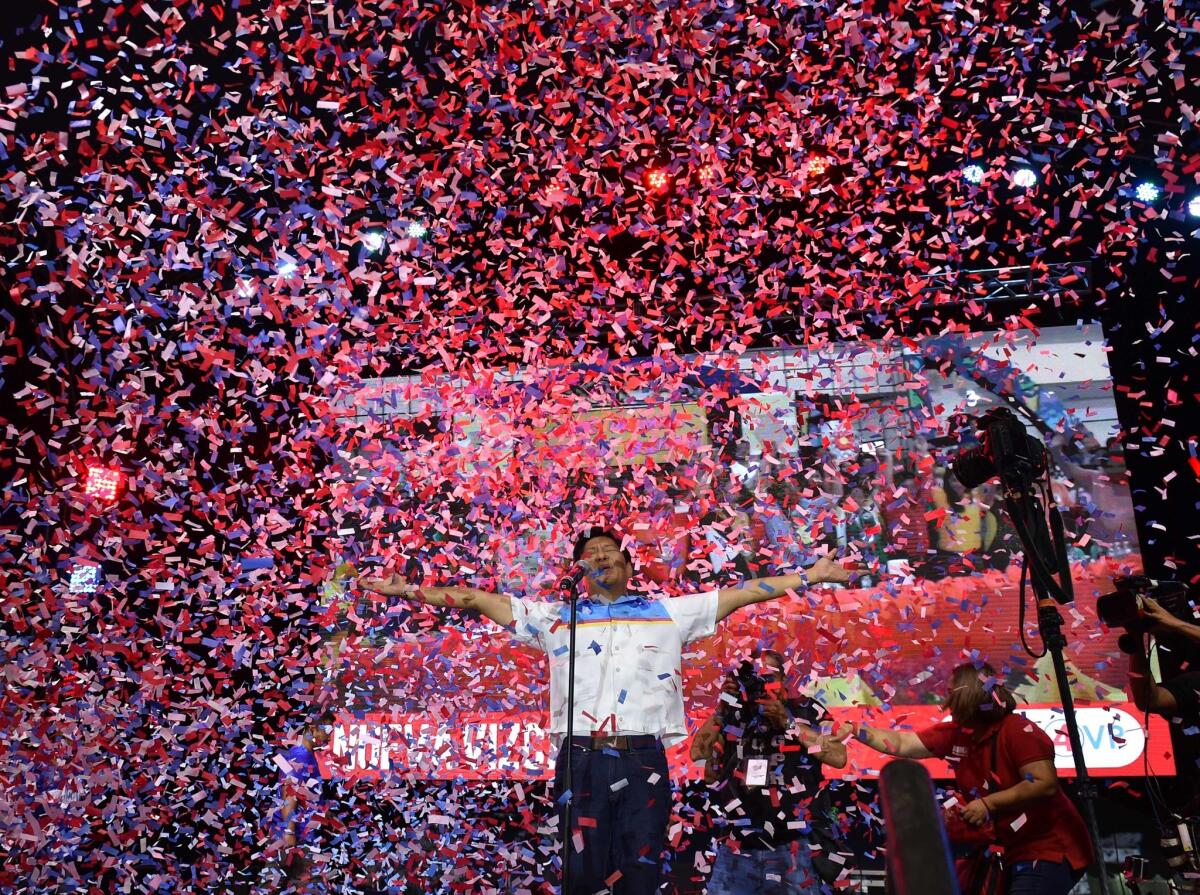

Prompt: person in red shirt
[{"left": 841, "top": 662, "right": 1094, "bottom": 895}]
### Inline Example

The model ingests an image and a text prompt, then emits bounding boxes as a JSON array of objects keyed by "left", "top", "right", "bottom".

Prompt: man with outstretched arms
[{"left": 362, "top": 526, "right": 850, "bottom": 895}]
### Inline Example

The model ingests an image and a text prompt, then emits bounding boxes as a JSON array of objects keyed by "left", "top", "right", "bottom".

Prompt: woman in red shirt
[{"left": 844, "top": 662, "right": 1094, "bottom": 895}]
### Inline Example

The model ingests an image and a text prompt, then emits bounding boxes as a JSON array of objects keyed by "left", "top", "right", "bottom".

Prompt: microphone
[
  {"left": 560, "top": 560, "right": 597, "bottom": 591},
  {"left": 879, "top": 759, "right": 957, "bottom": 895}
]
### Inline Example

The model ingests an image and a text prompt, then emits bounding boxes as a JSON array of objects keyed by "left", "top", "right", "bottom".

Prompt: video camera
[
  {"left": 1098, "top": 576, "right": 1200, "bottom": 663},
  {"left": 951, "top": 406, "right": 1047, "bottom": 491},
  {"left": 734, "top": 659, "right": 770, "bottom": 703},
  {"left": 1098, "top": 576, "right": 1196, "bottom": 633},
  {"left": 722, "top": 660, "right": 777, "bottom": 734}
]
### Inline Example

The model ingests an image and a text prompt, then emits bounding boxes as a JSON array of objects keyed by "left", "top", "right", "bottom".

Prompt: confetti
[{"left": 0, "top": 0, "right": 1190, "bottom": 891}]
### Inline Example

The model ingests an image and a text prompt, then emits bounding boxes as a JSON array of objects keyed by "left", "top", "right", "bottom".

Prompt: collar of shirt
[{"left": 585, "top": 590, "right": 643, "bottom": 604}]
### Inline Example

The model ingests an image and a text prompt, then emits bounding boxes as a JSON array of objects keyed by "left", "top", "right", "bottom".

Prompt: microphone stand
[{"left": 561, "top": 575, "right": 582, "bottom": 895}]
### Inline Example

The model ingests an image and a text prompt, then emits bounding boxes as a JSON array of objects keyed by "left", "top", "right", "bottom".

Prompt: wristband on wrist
[{"left": 980, "top": 797, "right": 992, "bottom": 819}]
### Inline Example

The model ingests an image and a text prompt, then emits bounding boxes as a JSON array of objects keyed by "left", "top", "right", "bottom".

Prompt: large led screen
[{"left": 313, "top": 323, "right": 1167, "bottom": 780}]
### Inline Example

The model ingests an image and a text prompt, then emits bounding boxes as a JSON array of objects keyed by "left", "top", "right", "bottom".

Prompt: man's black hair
[{"left": 572, "top": 526, "right": 633, "bottom": 565}]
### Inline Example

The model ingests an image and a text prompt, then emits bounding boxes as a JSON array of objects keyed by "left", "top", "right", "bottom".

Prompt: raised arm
[
  {"left": 835, "top": 723, "right": 934, "bottom": 759},
  {"left": 716, "top": 555, "right": 850, "bottom": 622},
  {"left": 359, "top": 574, "right": 514, "bottom": 628},
  {"left": 1142, "top": 597, "right": 1200, "bottom": 648}
]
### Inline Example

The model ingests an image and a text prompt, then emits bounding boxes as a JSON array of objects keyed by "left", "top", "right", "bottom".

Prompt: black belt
[{"left": 569, "top": 734, "right": 660, "bottom": 751}]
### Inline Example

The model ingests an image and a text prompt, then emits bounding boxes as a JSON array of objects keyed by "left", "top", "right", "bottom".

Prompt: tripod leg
[{"left": 1038, "top": 600, "right": 1112, "bottom": 895}]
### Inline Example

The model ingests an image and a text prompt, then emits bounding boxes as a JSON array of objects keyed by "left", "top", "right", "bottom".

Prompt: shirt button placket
[{"left": 608, "top": 612, "right": 620, "bottom": 729}]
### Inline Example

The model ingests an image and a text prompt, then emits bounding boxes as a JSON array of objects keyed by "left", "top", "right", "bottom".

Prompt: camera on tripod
[{"left": 951, "top": 406, "right": 1048, "bottom": 491}]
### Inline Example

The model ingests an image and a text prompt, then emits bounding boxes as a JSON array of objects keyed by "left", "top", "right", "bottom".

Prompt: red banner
[{"left": 320, "top": 702, "right": 1173, "bottom": 781}]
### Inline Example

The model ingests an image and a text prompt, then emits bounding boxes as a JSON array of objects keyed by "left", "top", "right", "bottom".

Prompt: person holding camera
[
  {"left": 1125, "top": 595, "right": 1200, "bottom": 717},
  {"left": 690, "top": 649, "right": 847, "bottom": 895},
  {"left": 838, "top": 662, "right": 1092, "bottom": 895}
]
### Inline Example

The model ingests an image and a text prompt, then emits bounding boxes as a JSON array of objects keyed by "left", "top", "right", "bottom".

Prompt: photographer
[
  {"left": 690, "top": 650, "right": 847, "bottom": 895},
  {"left": 1126, "top": 596, "right": 1200, "bottom": 717}
]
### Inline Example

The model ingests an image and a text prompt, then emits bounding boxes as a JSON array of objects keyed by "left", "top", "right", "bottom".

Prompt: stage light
[
  {"left": 1134, "top": 182, "right": 1160, "bottom": 203},
  {"left": 236, "top": 278, "right": 256, "bottom": 298},
  {"left": 697, "top": 163, "right": 715, "bottom": 185},
  {"left": 406, "top": 221, "right": 427, "bottom": 239},
  {"left": 645, "top": 167, "right": 671, "bottom": 193},
  {"left": 277, "top": 258, "right": 298, "bottom": 276},
  {"left": 1189, "top": 195, "right": 1200, "bottom": 218},
  {"left": 1011, "top": 168, "right": 1037, "bottom": 188},
  {"left": 69, "top": 566, "right": 100, "bottom": 594},
  {"left": 807, "top": 155, "right": 830, "bottom": 176},
  {"left": 962, "top": 164, "right": 985, "bottom": 184},
  {"left": 83, "top": 465, "right": 123, "bottom": 501},
  {"left": 362, "top": 230, "right": 387, "bottom": 253}
]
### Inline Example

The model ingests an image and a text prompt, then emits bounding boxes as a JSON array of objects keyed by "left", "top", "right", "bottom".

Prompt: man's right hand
[{"left": 357, "top": 578, "right": 514, "bottom": 626}]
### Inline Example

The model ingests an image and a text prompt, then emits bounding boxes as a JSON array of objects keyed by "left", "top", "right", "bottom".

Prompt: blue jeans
[
  {"left": 553, "top": 740, "right": 671, "bottom": 895},
  {"left": 707, "top": 840, "right": 822, "bottom": 895},
  {"left": 1008, "top": 860, "right": 1084, "bottom": 895}
]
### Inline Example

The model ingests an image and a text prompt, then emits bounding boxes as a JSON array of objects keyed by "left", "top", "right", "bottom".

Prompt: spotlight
[
  {"left": 276, "top": 258, "right": 298, "bottom": 276},
  {"left": 83, "top": 465, "right": 123, "bottom": 501},
  {"left": 1134, "top": 182, "right": 1160, "bottom": 203},
  {"left": 235, "top": 278, "right": 256, "bottom": 299},
  {"left": 362, "top": 230, "right": 387, "bottom": 253},
  {"left": 1011, "top": 168, "right": 1038, "bottom": 188},
  {"left": 406, "top": 221, "right": 428, "bottom": 239},
  {"left": 807, "top": 155, "right": 830, "bottom": 176},
  {"left": 962, "top": 164, "right": 985, "bottom": 184},
  {"left": 69, "top": 566, "right": 100, "bottom": 594},
  {"left": 645, "top": 167, "right": 671, "bottom": 194},
  {"left": 697, "top": 163, "right": 715, "bottom": 185},
  {"left": 1189, "top": 195, "right": 1200, "bottom": 218}
]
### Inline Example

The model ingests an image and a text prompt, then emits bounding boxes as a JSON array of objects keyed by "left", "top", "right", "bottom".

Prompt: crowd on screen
[
  {"left": 319, "top": 407, "right": 1134, "bottom": 650},
  {"left": 591, "top": 426, "right": 1131, "bottom": 597}
]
